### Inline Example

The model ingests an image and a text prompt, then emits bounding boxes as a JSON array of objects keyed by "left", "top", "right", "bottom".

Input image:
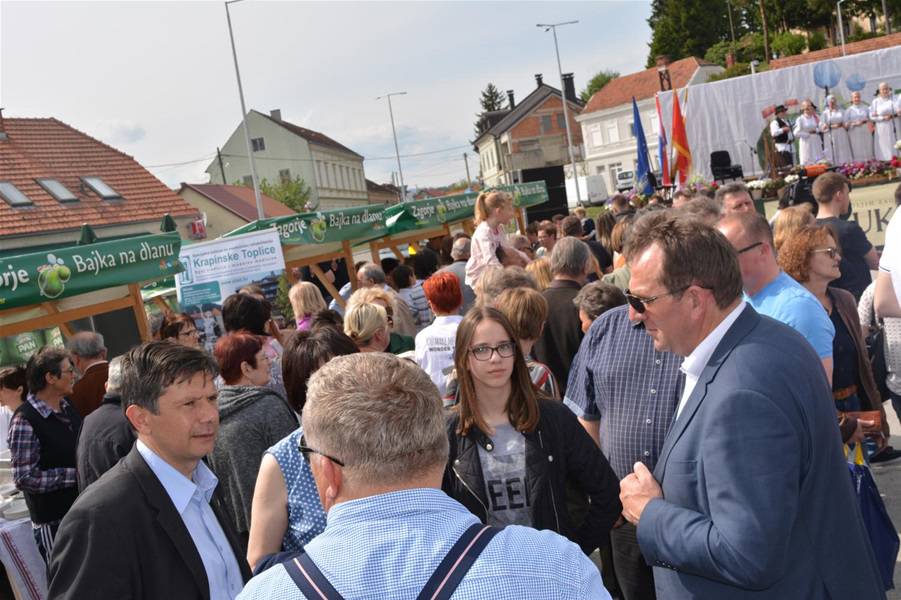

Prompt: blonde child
[
  {"left": 464, "top": 190, "right": 528, "bottom": 286},
  {"left": 288, "top": 281, "right": 327, "bottom": 330}
]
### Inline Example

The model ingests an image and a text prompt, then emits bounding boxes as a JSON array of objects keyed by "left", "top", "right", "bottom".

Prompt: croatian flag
[{"left": 655, "top": 93, "right": 670, "bottom": 187}]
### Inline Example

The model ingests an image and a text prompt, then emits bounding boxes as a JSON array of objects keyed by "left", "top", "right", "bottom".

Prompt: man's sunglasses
[
  {"left": 298, "top": 434, "right": 345, "bottom": 467},
  {"left": 624, "top": 286, "right": 693, "bottom": 314}
]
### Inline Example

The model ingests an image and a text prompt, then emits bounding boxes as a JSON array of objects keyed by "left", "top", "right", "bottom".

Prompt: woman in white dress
[
  {"left": 844, "top": 91, "right": 873, "bottom": 161},
  {"left": 793, "top": 100, "right": 823, "bottom": 165},
  {"left": 870, "top": 82, "right": 898, "bottom": 161},
  {"left": 819, "top": 95, "right": 852, "bottom": 165}
]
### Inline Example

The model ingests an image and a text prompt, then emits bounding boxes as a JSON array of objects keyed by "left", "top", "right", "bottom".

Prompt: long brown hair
[{"left": 453, "top": 306, "right": 540, "bottom": 435}]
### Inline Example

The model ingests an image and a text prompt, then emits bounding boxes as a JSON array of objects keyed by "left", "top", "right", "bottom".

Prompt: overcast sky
[{"left": 1, "top": 1, "right": 652, "bottom": 190}]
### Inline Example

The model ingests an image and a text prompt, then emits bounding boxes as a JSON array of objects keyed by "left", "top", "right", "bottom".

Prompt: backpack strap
[
  {"left": 284, "top": 552, "right": 345, "bottom": 600},
  {"left": 416, "top": 523, "right": 503, "bottom": 600}
]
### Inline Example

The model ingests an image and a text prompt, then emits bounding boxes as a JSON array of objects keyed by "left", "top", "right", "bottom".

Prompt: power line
[
  {"left": 366, "top": 145, "right": 471, "bottom": 160},
  {"left": 145, "top": 154, "right": 216, "bottom": 169}
]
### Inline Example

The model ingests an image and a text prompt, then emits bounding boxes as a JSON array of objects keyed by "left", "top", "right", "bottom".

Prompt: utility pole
[
  {"left": 224, "top": 0, "right": 264, "bottom": 220},
  {"left": 377, "top": 92, "right": 407, "bottom": 202},
  {"left": 837, "top": 0, "right": 847, "bottom": 56},
  {"left": 759, "top": 0, "right": 771, "bottom": 63},
  {"left": 537, "top": 20, "right": 582, "bottom": 207},
  {"left": 463, "top": 153, "right": 472, "bottom": 188},
  {"left": 217, "top": 147, "right": 227, "bottom": 184},
  {"left": 727, "top": 0, "right": 736, "bottom": 44},
  {"left": 884, "top": 0, "right": 892, "bottom": 34}
]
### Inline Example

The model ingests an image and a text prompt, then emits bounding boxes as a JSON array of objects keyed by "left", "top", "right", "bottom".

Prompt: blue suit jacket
[{"left": 637, "top": 305, "right": 884, "bottom": 599}]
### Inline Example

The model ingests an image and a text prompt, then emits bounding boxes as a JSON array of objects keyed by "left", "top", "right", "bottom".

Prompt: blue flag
[{"left": 632, "top": 97, "right": 654, "bottom": 196}]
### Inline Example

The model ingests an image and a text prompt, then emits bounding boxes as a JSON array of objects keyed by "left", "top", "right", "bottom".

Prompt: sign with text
[{"left": 225, "top": 204, "right": 389, "bottom": 245}]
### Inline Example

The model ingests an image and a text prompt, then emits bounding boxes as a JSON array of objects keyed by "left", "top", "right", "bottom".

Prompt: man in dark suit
[
  {"left": 533, "top": 237, "right": 592, "bottom": 397},
  {"left": 67, "top": 331, "right": 108, "bottom": 417},
  {"left": 49, "top": 341, "right": 251, "bottom": 599},
  {"left": 618, "top": 212, "right": 883, "bottom": 598}
]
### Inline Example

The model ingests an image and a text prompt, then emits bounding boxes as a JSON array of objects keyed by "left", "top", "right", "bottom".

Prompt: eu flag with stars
[{"left": 632, "top": 97, "right": 654, "bottom": 196}]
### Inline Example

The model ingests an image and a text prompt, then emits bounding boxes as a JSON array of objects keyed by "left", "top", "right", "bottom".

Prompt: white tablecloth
[{"left": 0, "top": 517, "right": 46, "bottom": 600}]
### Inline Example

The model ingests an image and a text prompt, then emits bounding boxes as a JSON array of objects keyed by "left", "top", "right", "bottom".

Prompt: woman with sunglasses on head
[
  {"left": 442, "top": 307, "right": 621, "bottom": 555},
  {"left": 779, "top": 225, "right": 891, "bottom": 455}
]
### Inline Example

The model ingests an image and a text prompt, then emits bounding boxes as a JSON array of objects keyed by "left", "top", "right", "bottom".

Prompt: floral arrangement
[
  {"left": 835, "top": 160, "right": 893, "bottom": 180},
  {"left": 784, "top": 174, "right": 800, "bottom": 184},
  {"left": 746, "top": 178, "right": 771, "bottom": 190},
  {"left": 894, "top": 140, "right": 901, "bottom": 151},
  {"left": 892, "top": 157, "right": 901, "bottom": 169}
]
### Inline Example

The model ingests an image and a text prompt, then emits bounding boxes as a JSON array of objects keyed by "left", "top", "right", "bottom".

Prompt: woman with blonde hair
[
  {"left": 773, "top": 204, "right": 815, "bottom": 252},
  {"left": 346, "top": 287, "right": 414, "bottom": 354},
  {"left": 288, "top": 282, "right": 327, "bottom": 330},
  {"left": 343, "top": 302, "right": 390, "bottom": 353},
  {"left": 525, "top": 257, "right": 553, "bottom": 290},
  {"left": 465, "top": 190, "right": 528, "bottom": 287}
]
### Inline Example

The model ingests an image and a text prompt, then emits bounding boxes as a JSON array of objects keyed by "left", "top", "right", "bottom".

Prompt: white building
[
  {"left": 576, "top": 57, "right": 722, "bottom": 193},
  {"left": 206, "top": 109, "right": 369, "bottom": 211}
]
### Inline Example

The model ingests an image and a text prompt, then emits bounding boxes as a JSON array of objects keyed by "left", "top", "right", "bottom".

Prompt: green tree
[
  {"left": 771, "top": 31, "right": 807, "bottom": 56},
  {"left": 238, "top": 175, "right": 312, "bottom": 212},
  {"left": 580, "top": 70, "right": 620, "bottom": 103},
  {"left": 474, "top": 83, "right": 507, "bottom": 137},
  {"left": 274, "top": 273, "right": 294, "bottom": 323},
  {"left": 646, "top": 0, "right": 730, "bottom": 67}
]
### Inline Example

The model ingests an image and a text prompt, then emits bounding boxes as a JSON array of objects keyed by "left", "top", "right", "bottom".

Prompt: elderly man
[
  {"left": 49, "top": 342, "right": 250, "bottom": 599},
  {"left": 75, "top": 355, "right": 136, "bottom": 491},
  {"left": 67, "top": 331, "right": 108, "bottom": 417},
  {"left": 618, "top": 212, "right": 882, "bottom": 598},
  {"left": 714, "top": 182, "right": 754, "bottom": 215},
  {"left": 238, "top": 353, "right": 610, "bottom": 599},
  {"left": 534, "top": 237, "right": 592, "bottom": 397},
  {"left": 717, "top": 211, "right": 834, "bottom": 382},
  {"left": 562, "top": 215, "right": 612, "bottom": 275},
  {"left": 9, "top": 347, "right": 82, "bottom": 564},
  {"left": 437, "top": 236, "right": 476, "bottom": 314}
]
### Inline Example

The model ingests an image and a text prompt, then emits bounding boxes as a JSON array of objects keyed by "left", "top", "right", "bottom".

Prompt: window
[
  {"left": 556, "top": 113, "right": 566, "bottom": 129},
  {"left": 279, "top": 169, "right": 291, "bottom": 184},
  {"left": 605, "top": 122, "right": 619, "bottom": 144},
  {"left": 595, "top": 165, "right": 606, "bottom": 176},
  {"left": 608, "top": 162, "right": 623, "bottom": 190},
  {"left": 518, "top": 140, "right": 539, "bottom": 151},
  {"left": 81, "top": 176, "right": 121, "bottom": 200},
  {"left": 36, "top": 179, "right": 78, "bottom": 203},
  {"left": 650, "top": 114, "right": 660, "bottom": 135},
  {"left": 628, "top": 122, "right": 635, "bottom": 138},
  {"left": 540, "top": 115, "right": 553, "bottom": 133},
  {"left": 251, "top": 137, "right": 265, "bottom": 152},
  {"left": 588, "top": 124, "right": 603, "bottom": 148},
  {"left": 0, "top": 182, "right": 33, "bottom": 207},
  {"left": 242, "top": 175, "right": 253, "bottom": 187}
]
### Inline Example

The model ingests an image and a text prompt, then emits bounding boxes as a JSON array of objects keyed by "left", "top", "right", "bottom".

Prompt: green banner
[
  {"left": 384, "top": 182, "right": 549, "bottom": 234},
  {"left": 224, "top": 204, "right": 389, "bottom": 245},
  {"left": 0, "top": 232, "right": 184, "bottom": 311}
]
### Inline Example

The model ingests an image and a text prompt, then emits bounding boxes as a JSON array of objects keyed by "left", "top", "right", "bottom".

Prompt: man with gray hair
[
  {"left": 534, "top": 237, "right": 592, "bottom": 396},
  {"left": 438, "top": 236, "right": 476, "bottom": 314},
  {"left": 67, "top": 331, "right": 108, "bottom": 417},
  {"left": 75, "top": 355, "right": 136, "bottom": 491},
  {"left": 238, "top": 353, "right": 610, "bottom": 599},
  {"left": 714, "top": 181, "right": 754, "bottom": 215}
]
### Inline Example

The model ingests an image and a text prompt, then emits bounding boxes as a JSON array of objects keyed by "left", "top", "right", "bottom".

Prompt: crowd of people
[{"left": 0, "top": 180, "right": 897, "bottom": 599}]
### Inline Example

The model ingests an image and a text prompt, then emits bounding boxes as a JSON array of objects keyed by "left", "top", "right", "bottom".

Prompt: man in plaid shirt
[{"left": 8, "top": 347, "right": 82, "bottom": 565}]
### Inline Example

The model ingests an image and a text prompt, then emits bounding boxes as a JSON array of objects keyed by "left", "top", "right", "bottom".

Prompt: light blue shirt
[
  {"left": 237, "top": 488, "right": 609, "bottom": 599},
  {"left": 136, "top": 440, "right": 245, "bottom": 600},
  {"left": 747, "top": 271, "right": 835, "bottom": 358}
]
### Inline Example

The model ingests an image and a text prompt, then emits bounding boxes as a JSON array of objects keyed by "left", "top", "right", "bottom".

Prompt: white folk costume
[
  {"left": 793, "top": 114, "right": 823, "bottom": 165},
  {"left": 870, "top": 95, "right": 898, "bottom": 161},
  {"left": 844, "top": 102, "right": 873, "bottom": 161},
  {"left": 820, "top": 107, "right": 852, "bottom": 165}
]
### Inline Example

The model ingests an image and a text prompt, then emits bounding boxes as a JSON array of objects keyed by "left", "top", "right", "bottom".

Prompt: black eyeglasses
[
  {"left": 298, "top": 434, "right": 345, "bottom": 467},
  {"left": 624, "top": 286, "right": 690, "bottom": 314},
  {"left": 469, "top": 341, "right": 516, "bottom": 361},
  {"left": 812, "top": 247, "right": 840, "bottom": 260},
  {"left": 736, "top": 241, "right": 763, "bottom": 254}
]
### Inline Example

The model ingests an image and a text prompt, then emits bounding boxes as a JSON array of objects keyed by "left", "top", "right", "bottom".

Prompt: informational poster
[{"left": 175, "top": 229, "right": 286, "bottom": 352}]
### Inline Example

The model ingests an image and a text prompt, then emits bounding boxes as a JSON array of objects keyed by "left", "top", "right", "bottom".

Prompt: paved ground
[{"left": 872, "top": 407, "right": 901, "bottom": 598}]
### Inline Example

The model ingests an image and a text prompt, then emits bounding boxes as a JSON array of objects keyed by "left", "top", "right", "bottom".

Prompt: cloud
[{"left": 93, "top": 119, "right": 146, "bottom": 146}]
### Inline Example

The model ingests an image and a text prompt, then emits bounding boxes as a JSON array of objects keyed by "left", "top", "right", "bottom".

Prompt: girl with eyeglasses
[
  {"left": 441, "top": 307, "right": 621, "bottom": 555},
  {"left": 779, "top": 225, "right": 892, "bottom": 457}
]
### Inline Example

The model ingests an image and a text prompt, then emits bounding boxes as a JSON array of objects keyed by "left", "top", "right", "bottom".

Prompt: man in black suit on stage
[{"left": 48, "top": 341, "right": 251, "bottom": 600}]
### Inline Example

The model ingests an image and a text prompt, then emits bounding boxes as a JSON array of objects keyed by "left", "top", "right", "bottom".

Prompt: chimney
[
  {"left": 0, "top": 108, "right": 6, "bottom": 141},
  {"left": 535, "top": 73, "right": 543, "bottom": 87},
  {"left": 562, "top": 73, "right": 577, "bottom": 103},
  {"left": 270, "top": 109, "right": 282, "bottom": 121},
  {"left": 507, "top": 90, "right": 516, "bottom": 109}
]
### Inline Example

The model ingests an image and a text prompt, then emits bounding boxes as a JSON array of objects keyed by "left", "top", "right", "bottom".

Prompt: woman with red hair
[{"left": 415, "top": 272, "right": 464, "bottom": 396}]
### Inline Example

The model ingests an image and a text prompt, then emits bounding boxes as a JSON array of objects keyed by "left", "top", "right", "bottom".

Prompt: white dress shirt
[
  {"left": 136, "top": 440, "right": 244, "bottom": 600},
  {"left": 676, "top": 302, "right": 746, "bottom": 419}
]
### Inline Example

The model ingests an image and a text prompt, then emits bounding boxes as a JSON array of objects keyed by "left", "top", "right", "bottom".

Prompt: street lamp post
[
  {"left": 377, "top": 92, "right": 407, "bottom": 203},
  {"left": 537, "top": 21, "right": 582, "bottom": 207},
  {"left": 837, "top": 0, "right": 847, "bottom": 56},
  {"left": 224, "top": 0, "right": 264, "bottom": 220}
]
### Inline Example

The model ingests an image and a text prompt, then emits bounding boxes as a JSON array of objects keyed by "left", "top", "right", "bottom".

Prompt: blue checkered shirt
[
  {"left": 564, "top": 305, "right": 683, "bottom": 480},
  {"left": 237, "top": 488, "right": 610, "bottom": 599}
]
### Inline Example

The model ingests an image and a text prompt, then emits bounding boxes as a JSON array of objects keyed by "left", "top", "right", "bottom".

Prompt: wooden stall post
[
  {"left": 129, "top": 284, "right": 151, "bottom": 341},
  {"left": 41, "top": 303, "right": 76, "bottom": 339},
  {"left": 310, "top": 263, "right": 346, "bottom": 309},
  {"left": 342, "top": 240, "right": 358, "bottom": 292},
  {"left": 515, "top": 208, "right": 526, "bottom": 235}
]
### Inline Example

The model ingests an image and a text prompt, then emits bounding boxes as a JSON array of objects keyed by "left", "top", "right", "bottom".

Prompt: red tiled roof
[
  {"left": 582, "top": 57, "right": 713, "bottom": 114},
  {"left": 257, "top": 111, "right": 364, "bottom": 158},
  {"left": 180, "top": 183, "right": 296, "bottom": 222},
  {"left": 0, "top": 117, "right": 199, "bottom": 237},
  {"left": 770, "top": 33, "right": 901, "bottom": 69}
]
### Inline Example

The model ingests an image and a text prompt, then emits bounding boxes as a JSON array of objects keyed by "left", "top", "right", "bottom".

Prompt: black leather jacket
[{"left": 442, "top": 399, "right": 621, "bottom": 554}]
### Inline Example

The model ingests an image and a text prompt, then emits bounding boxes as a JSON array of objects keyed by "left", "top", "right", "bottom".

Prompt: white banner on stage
[{"left": 657, "top": 46, "right": 901, "bottom": 181}]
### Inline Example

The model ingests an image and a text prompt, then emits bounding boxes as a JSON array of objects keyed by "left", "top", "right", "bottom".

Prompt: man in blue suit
[{"left": 618, "top": 212, "right": 883, "bottom": 598}]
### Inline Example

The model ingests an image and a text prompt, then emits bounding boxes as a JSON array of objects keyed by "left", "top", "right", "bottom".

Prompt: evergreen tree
[
  {"left": 274, "top": 273, "right": 294, "bottom": 323},
  {"left": 474, "top": 83, "right": 508, "bottom": 137},
  {"left": 646, "top": 0, "right": 731, "bottom": 67}
]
